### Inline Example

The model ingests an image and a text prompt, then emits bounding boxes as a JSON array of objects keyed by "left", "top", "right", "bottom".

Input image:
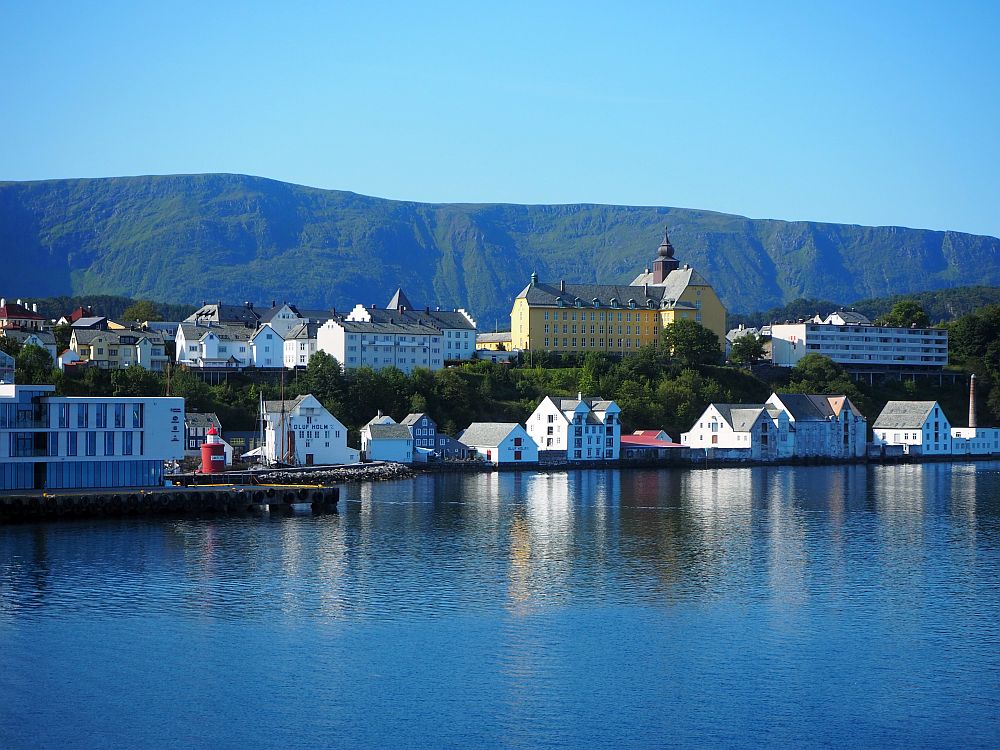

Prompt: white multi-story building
[
  {"left": 0, "top": 383, "right": 184, "bottom": 490},
  {"left": 262, "top": 394, "right": 358, "bottom": 466},
  {"left": 951, "top": 427, "right": 1000, "bottom": 456},
  {"left": 766, "top": 393, "right": 867, "bottom": 459},
  {"left": 346, "top": 288, "right": 477, "bottom": 361},
  {"left": 526, "top": 394, "right": 622, "bottom": 460},
  {"left": 317, "top": 320, "right": 444, "bottom": 374},
  {"left": 681, "top": 403, "right": 793, "bottom": 460},
  {"left": 872, "top": 401, "right": 953, "bottom": 456},
  {"left": 770, "top": 312, "right": 948, "bottom": 374},
  {"left": 681, "top": 393, "right": 866, "bottom": 460},
  {"left": 283, "top": 322, "right": 319, "bottom": 369},
  {"left": 249, "top": 324, "right": 285, "bottom": 368},
  {"left": 175, "top": 323, "right": 254, "bottom": 369}
]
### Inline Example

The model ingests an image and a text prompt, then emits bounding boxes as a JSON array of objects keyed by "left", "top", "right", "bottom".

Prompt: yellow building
[{"left": 511, "top": 227, "right": 727, "bottom": 353}]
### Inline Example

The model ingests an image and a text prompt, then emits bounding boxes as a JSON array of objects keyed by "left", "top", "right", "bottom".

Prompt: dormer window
[
  {"left": 556, "top": 297, "right": 564, "bottom": 307},
  {"left": 575, "top": 298, "right": 582, "bottom": 308},
  {"left": 592, "top": 298, "right": 600, "bottom": 308},
  {"left": 610, "top": 298, "right": 618, "bottom": 308},
  {"left": 628, "top": 299, "right": 637, "bottom": 308}
]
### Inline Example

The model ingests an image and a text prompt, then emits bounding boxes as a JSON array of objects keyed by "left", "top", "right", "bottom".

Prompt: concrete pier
[{"left": 0, "top": 484, "right": 339, "bottom": 523}]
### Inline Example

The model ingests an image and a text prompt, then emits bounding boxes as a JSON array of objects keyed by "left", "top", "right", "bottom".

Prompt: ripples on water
[{"left": 1, "top": 463, "right": 999, "bottom": 749}]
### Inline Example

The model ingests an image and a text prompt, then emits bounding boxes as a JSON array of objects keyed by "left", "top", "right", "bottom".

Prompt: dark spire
[
  {"left": 651, "top": 225, "right": 680, "bottom": 283},
  {"left": 658, "top": 225, "right": 675, "bottom": 259}
]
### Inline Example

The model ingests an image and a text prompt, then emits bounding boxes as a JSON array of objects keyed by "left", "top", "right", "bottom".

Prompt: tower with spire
[{"left": 652, "top": 225, "right": 680, "bottom": 283}]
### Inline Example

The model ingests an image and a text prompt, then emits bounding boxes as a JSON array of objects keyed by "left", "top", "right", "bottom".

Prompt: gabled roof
[
  {"left": 711, "top": 404, "right": 769, "bottom": 433},
  {"left": 258, "top": 304, "right": 299, "bottom": 323},
  {"left": 401, "top": 413, "right": 432, "bottom": 427},
  {"left": 872, "top": 401, "right": 938, "bottom": 429},
  {"left": 386, "top": 288, "right": 415, "bottom": 310},
  {"left": 285, "top": 322, "right": 319, "bottom": 340},
  {"left": 330, "top": 320, "right": 443, "bottom": 336},
  {"left": 459, "top": 422, "right": 521, "bottom": 447},
  {"left": 72, "top": 328, "right": 164, "bottom": 346},
  {"left": 71, "top": 316, "right": 108, "bottom": 328},
  {"left": 0, "top": 303, "right": 44, "bottom": 320},
  {"left": 368, "top": 423, "right": 413, "bottom": 440},
  {"left": 263, "top": 395, "right": 310, "bottom": 415},
  {"left": 621, "top": 435, "right": 682, "bottom": 448},
  {"left": 178, "top": 323, "right": 254, "bottom": 342},
  {"left": 516, "top": 279, "right": 696, "bottom": 310},
  {"left": 477, "top": 332, "right": 511, "bottom": 343},
  {"left": 186, "top": 412, "right": 221, "bottom": 430},
  {"left": 770, "top": 393, "right": 863, "bottom": 422},
  {"left": 185, "top": 303, "right": 261, "bottom": 325},
  {"left": 360, "top": 307, "right": 476, "bottom": 330}
]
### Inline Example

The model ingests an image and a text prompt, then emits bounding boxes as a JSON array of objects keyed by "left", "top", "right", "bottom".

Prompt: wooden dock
[{"left": 0, "top": 484, "right": 339, "bottom": 523}]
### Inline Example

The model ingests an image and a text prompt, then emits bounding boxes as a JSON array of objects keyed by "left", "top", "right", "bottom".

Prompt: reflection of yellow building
[{"left": 511, "top": 227, "right": 727, "bottom": 353}]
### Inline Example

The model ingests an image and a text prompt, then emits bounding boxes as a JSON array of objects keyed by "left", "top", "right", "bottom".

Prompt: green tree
[
  {"left": 15, "top": 344, "right": 54, "bottom": 384},
  {"left": 111, "top": 365, "right": 163, "bottom": 397},
  {"left": 53, "top": 324, "right": 72, "bottom": 354},
  {"left": 121, "top": 300, "right": 163, "bottom": 322},
  {"left": 876, "top": 300, "right": 930, "bottom": 328},
  {"left": 730, "top": 334, "right": 765, "bottom": 368},
  {"left": 661, "top": 320, "right": 721, "bottom": 368},
  {"left": 0, "top": 338, "right": 21, "bottom": 357}
]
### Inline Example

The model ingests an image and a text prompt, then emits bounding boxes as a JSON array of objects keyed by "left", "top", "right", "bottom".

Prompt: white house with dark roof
[
  {"left": 249, "top": 324, "right": 285, "bottom": 368},
  {"left": 346, "top": 288, "right": 477, "bottom": 361},
  {"left": 175, "top": 323, "right": 253, "bottom": 369},
  {"left": 2, "top": 328, "right": 58, "bottom": 361},
  {"left": 317, "top": 319, "right": 444, "bottom": 373},
  {"left": 766, "top": 393, "right": 867, "bottom": 459},
  {"left": 526, "top": 394, "right": 622, "bottom": 460},
  {"left": 872, "top": 401, "right": 952, "bottom": 456},
  {"left": 681, "top": 403, "right": 792, "bottom": 461},
  {"left": 459, "top": 423, "right": 537, "bottom": 465},
  {"left": 262, "top": 394, "right": 356, "bottom": 465},
  {"left": 360, "top": 414, "right": 413, "bottom": 463},
  {"left": 185, "top": 302, "right": 262, "bottom": 327}
]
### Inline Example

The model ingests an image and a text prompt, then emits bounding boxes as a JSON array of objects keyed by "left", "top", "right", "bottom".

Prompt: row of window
[{"left": 544, "top": 338, "right": 644, "bottom": 349}]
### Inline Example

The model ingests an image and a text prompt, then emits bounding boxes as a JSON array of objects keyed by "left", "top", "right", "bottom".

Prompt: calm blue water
[{"left": 2, "top": 462, "right": 999, "bottom": 749}]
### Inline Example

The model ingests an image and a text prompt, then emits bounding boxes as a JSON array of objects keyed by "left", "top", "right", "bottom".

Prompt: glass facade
[{"left": 45, "top": 460, "right": 163, "bottom": 490}]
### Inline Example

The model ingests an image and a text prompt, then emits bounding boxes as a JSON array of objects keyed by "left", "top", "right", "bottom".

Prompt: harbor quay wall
[{"left": 0, "top": 484, "right": 339, "bottom": 523}]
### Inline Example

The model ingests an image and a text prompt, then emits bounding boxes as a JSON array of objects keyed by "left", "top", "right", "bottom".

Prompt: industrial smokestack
[{"left": 969, "top": 374, "right": 977, "bottom": 428}]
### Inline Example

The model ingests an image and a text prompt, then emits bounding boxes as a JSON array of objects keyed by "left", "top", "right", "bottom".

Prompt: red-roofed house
[
  {"left": 0, "top": 299, "right": 45, "bottom": 331},
  {"left": 620, "top": 432, "right": 685, "bottom": 460}
]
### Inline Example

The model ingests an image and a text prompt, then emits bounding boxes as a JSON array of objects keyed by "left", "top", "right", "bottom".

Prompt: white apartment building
[
  {"left": 0, "top": 383, "right": 184, "bottom": 490},
  {"left": 526, "top": 394, "right": 622, "bottom": 460},
  {"left": 317, "top": 320, "right": 444, "bottom": 374},
  {"left": 346, "top": 288, "right": 477, "bottom": 361},
  {"left": 262, "top": 394, "right": 358, "bottom": 466},
  {"left": 871, "top": 401, "right": 953, "bottom": 456},
  {"left": 283, "top": 322, "right": 319, "bottom": 369},
  {"left": 770, "top": 312, "right": 948, "bottom": 372}
]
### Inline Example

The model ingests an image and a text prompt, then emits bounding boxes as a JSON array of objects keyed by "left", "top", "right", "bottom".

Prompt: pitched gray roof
[
  {"left": 179, "top": 323, "right": 254, "bottom": 341},
  {"left": 712, "top": 404, "right": 769, "bottom": 432},
  {"left": 72, "top": 329, "right": 164, "bottom": 346},
  {"left": 264, "top": 395, "right": 309, "bottom": 415},
  {"left": 186, "top": 412, "right": 221, "bottom": 430},
  {"left": 362, "top": 307, "right": 476, "bottom": 330},
  {"left": 386, "top": 288, "right": 415, "bottom": 310},
  {"left": 515, "top": 271, "right": 701, "bottom": 310},
  {"left": 459, "top": 422, "right": 520, "bottom": 447},
  {"left": 401, "top": 413, "right": 433, "bottom": 427},
  {"left": 773, "top": 393, "right": 836, "bottom": 421},
  {"left": 477, "top": 332, "right": 511, "bottom": 343},
  {"left": 368, "top": 423, "right": 413, "bottom": 440},
  {"left": 872, "top": 401, "right": 938, "bottom": 429},
  {"left": 285, "top": 322, "right": 319, "bottom": 339},
  {"left": 332, "top": 320, "right": 442, "bottom": 336},
  {"left": 185, "top": 303, "right": 261, "bottom": 325}
]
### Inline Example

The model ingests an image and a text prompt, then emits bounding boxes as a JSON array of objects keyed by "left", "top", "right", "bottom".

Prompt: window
[
  {"left": 96, "top": 404, "right": 107, "bottom": 428},
  {"left": 132, "top": 404, "right": 143, "bottom": 428},
  {"left": 123, "top": 432, "right": 133, "bottom": 456},
  {"left": 86, "top": 432, "right": 97, "bottom": 456},
  {"left": 58, "top": 404, "right": 70, "bottom": 428},
  {"left": 115, "top": 404, "right": 126, "bottom": 428},
  {"left": 77, "top": 404, "right": 89, "bottom": 428},
  {"left": 104, "top": 432, "right": 115, "bottom": 455}
]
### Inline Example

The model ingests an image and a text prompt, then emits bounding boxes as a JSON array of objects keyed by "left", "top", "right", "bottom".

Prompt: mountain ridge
[{"left": 1, "top": 173, "right": 998, "bottom": 324}]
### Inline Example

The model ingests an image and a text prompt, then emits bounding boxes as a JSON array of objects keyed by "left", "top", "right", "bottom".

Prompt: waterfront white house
[
  {"left": 0, "top": 383, "right": 184, "bottom": 490},
  {"left": 459, "top": 423, "right": 538, "bottom": 465},
  {"left": 770, "top": 312, "right": 948, "bottom": 377},
  {"left": 262, "top": 394, "right": 358, "bottom": 466},
  {"left": 360, "top": 415, "right": 414, "bottom": 463},
  {"left": 526, "top": 394, "right": 622, "bottom": 460},
  {"left": 766, "top": 393, "right": 867, "bottom": 459},
  {"left": 871, "top": 401, "right": 953, "bottom": 456},
  {"left": 681, "top": 403, "right": 793, "bottom": 461},
  {"left": 950, "top": 427, "right": 1000, "bottom": 456}
]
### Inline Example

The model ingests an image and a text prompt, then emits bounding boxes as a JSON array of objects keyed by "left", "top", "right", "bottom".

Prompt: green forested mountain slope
[{"left": 2, "top": 173, "right": 997, "bottom": 323}]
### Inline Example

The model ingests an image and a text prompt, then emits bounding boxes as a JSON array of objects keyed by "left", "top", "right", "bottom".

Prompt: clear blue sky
[{"left": 2, "top": 1, "right": 999, "bottom": 237}]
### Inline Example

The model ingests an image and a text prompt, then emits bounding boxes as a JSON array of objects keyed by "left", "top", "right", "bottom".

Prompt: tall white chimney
[{"left": 969, "top": 374, "right": 977, "bottom": 428}]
